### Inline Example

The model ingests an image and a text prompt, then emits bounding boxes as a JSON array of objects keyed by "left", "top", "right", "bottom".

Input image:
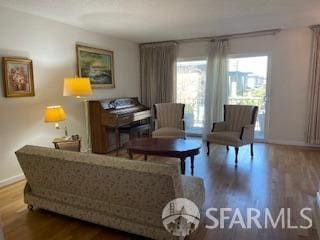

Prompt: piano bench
[{"left": 120, "top": 123, "right": 151, "bottom": 139}]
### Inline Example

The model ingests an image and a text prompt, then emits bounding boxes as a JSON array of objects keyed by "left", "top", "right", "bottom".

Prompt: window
[
  {"left": 176, "top": 60, "right": 207, "bottom": 134},
  {"left": 227, "top": 56, "right": 269, "bottom": 139}
]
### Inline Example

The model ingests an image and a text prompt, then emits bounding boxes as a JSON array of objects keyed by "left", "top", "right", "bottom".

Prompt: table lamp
[
  {"left": 63, "top": 77, "right": 92, "bottom": 98},
  {"left": 44, "top": 105, "right": 69, "bottom": 138},
  {"left": 44, "top": 105, "right": 66, "bottom": 129}
]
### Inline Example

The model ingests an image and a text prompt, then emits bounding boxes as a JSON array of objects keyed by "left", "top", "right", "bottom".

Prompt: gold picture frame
[
  {"left": 76, "top": 45, "right": 115, "bottom": 89},
  {"left": 2, "top": 57, "right": 35, "bottom": 97}
]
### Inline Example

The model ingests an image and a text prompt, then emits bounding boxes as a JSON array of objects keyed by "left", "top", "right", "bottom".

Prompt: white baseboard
[
  {"left": 0, "top": 174, "right": 25, "bottom": 188},
  {"left": 266, "top": 139, "right": 320, "bottom": 148}
]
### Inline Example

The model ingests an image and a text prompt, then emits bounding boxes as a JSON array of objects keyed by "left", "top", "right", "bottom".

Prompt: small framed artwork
[
  {"left": 2, "top": 57, "right": 35, "bottom": 97},
  {"left": 76, "top": 44, "right": 115, "bottom": 88}
]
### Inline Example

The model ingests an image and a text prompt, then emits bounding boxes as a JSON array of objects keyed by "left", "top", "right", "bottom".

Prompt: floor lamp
[{"left": 63, "top": 77, "right": 92, "bottom": 152}]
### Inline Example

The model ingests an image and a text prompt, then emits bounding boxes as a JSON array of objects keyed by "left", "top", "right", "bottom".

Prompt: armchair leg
[
  {"left": 207, "top": 142, "right": 210, "bottom": 155},
  {"left": 235, "top": 147, "right": 239, "bottom": 166},
  {"left": 250, "top": 143, "right": 254, "bottom": 158},
  {"left": 226, "top": 145, "right": 229, "bottom": 151}
]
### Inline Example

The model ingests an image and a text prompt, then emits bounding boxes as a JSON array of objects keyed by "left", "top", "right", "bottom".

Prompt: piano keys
[{"left": 89, "top": 97, "right": 151, "bottom": 154}]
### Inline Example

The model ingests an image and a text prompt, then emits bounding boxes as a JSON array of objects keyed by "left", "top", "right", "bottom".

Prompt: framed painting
[
  {"left": 76, "top": 45, "right": 115, "bottom": 88},
  {"left": 2, "top": 57, "right": 35, "bottom": 97}
]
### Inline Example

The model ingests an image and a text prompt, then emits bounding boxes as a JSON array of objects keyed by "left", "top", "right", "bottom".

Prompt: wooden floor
[{"left": 1, "top": 142, "right": 320, "bottom": 240}]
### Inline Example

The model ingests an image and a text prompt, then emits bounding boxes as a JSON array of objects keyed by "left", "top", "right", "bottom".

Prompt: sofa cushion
[{"left": 152, "top": 127, "right": 185, "bottom": 139}]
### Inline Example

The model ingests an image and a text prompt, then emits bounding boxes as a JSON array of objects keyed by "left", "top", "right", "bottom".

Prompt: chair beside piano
[{"left": 89, "top": 97, "right": 151, "bottom": 154}]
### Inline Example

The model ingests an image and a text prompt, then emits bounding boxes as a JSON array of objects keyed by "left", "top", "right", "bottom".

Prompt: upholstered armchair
[
  {"left": 206, "top": 105, "right": 258, "bottom": 165},
  {"left": 152, "top": 103, "right": 186, "bottom": 139}
]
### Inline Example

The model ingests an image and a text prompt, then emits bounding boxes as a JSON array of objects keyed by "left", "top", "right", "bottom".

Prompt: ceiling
[{"left": 0, "top": 0, "right": 319, "bottom": 43}]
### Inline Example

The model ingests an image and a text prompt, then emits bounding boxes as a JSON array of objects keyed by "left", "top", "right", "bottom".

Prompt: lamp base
[{"left": 64, "top": 126, "right": 68, "bottom": 138}]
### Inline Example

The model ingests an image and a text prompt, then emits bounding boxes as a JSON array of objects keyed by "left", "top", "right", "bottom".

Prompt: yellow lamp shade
[
  {"left": 44, "top": 106, "right": 66, "bottom": 123},
  {"left": 63, "top": 77, "right": 92, "bottom": 97}
]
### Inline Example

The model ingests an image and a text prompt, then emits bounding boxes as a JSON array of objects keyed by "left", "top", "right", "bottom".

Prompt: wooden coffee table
[{"left": 126, "top": 138, "right": 201, "bottom": 175}]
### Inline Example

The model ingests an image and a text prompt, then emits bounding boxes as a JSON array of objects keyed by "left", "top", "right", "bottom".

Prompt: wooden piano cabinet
[
  {"left": 89, "top": 97, "right": 151, "bottom": 154},
  {"left": 89, "top": 101, "right": 108, "bottom": 154}
]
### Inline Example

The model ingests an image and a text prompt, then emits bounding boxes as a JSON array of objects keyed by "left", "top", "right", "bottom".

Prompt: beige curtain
[
  {"left": 140, "top": 42, "right": 177, "bottom": 107},
  {"left": 306, "top": 26, "right": 320, "bottom": 144},
  {"left": 203, "top": 40, "right": 229, "bottom": 135}
]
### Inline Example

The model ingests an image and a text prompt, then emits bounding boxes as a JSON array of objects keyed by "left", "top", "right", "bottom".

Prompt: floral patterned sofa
[{"left": 16, "top": 145, "right": 205, "bottom": 240}]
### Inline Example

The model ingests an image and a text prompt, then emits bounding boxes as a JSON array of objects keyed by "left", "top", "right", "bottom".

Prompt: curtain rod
[
  {"left": 140, "top": 41, "right": 178, "bottom": 48},
  {"left": 140, "top": 28, "right": 281, "bottom": 46}
]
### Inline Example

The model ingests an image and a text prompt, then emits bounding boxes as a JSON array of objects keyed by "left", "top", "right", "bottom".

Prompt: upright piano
[{"left": 89, "top": 97, "right": 151, "bottom": 154}]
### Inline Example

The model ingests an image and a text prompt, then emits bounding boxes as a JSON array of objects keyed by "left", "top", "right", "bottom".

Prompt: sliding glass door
[
  {"left": 176, "top": 60, "right": 207, "bottom": 134},
  {"left": 176, "top": 56, "right": 269, "bottom": 139},
  {"left": 227, "top": 55, "right": 269, "bottom": 140}
]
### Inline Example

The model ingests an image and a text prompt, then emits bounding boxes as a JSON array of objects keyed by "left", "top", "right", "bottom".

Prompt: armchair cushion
[
  {"left": 152, "top": 127, "right": 186, "bottom": 139},
  {"left": 207, "top": 131, "right": 242, "bottom": 147}
]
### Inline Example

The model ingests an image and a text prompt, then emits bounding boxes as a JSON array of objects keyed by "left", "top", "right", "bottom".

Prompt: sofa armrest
[
  {"left": 212, "top": 121, "right": 226, "bottom": 132},
  {"left": 240, "top": 124, "right": 255, "bottom": 143},
  {"left": 181, "top": 176, "right": 205, "bottom": 209}
]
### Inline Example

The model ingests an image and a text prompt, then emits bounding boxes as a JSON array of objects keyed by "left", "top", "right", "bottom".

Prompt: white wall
[
  {"left": 0, "top": 7, "right": 140, "bottom": 185},
  {"left": 178, "top": 27, "right": 313, "bottom": 145}
]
